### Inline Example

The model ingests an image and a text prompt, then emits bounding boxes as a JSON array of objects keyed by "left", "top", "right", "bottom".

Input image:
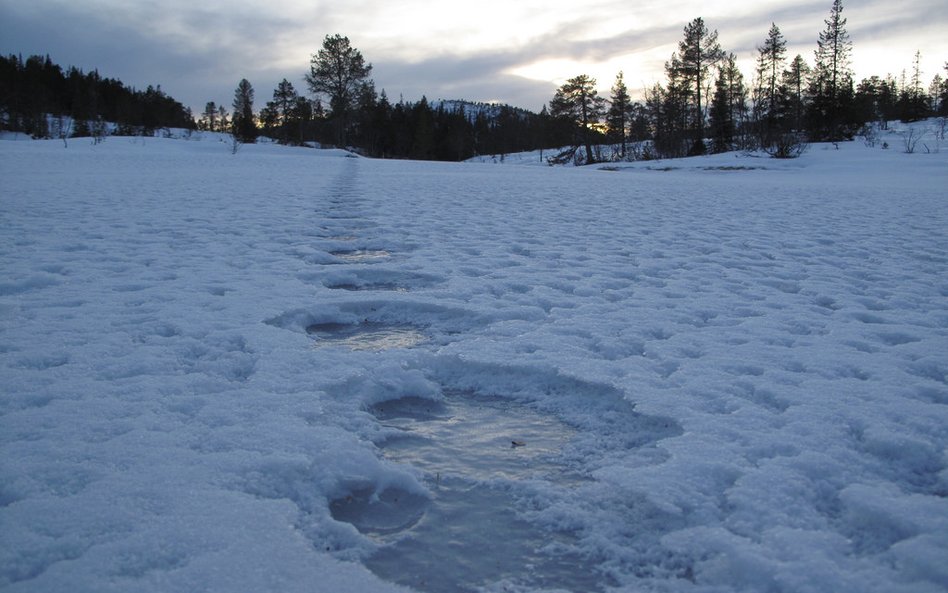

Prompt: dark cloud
[{"left": 0, "top": 2, "right": 312, "bottom": 110}]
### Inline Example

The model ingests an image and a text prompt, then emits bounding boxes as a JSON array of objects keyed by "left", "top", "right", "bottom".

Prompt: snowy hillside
[
  {"left": 432, "top": 99, "right": 533, "bottom": 121},
  {"left": 1, "top": 130, "right": 947, "bottom": 593}
]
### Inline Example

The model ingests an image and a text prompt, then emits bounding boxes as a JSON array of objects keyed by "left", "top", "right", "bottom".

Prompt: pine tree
[
  {"left": 899, "top": 50, "right": 928, "bottom": 121},
  {"left": 272, "top": 79, "right": 298, "bottom": 143},
  {"left": 673, "top": 17, "right": 725, "bottom": 154},
  {"left": 808, "top": 0, "right": 854, "bottom": 140},
  {"left": 217, "top": 105, "right": 229, "bottom": 133},
  {"left": 939, "top": 63, "right": 948, "bottom": 116},
  {"left": 305, "top": 34, "right": 373, "bottom": 145},
  {"left": 709, "top": 71, "right": 733, "bottom": 153},
  {"left": 549, "top": 74, "right": 605, "bottom": 163},
  {"left": 259, "top": 101, "right": 279, "bottom": 136},
  {"left": 754, "top": 23, "right": 787, "bottom": 145},
  {"left": 606, "top": 71, "right": 632, "bottom": 158},
  {"left": 202, "top": 101, "right": 218, "bottom": 131},
  {"left": 782, "top": 55, "right": 810, "bottom": 132}
]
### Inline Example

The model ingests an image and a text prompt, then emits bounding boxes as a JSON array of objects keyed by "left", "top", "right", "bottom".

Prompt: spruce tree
[
  {"left": 879, "top": 76, "right": 899, "bottom": 126},
  {"left": 709, "top": 54, "right": 747, "bottom": 152},
  {"left": 648, "top": 57, "right": 691, "bottom": 159},
  {"left": 291, "top": 96, "right": 314, "bottom": 145},
  {"left": 410, "top": 96, "right": 435, "bottom": 160},
  {"left": 927, "top": 73, "right": 944, "bottom": 116},
  {"left": 932, "top": 64, "right": 948, "bottom": 116},
  {"left": 854, "top": 76, "right": 883, "bottom": 125},
  {"left": 754, "top": 23, "right": 787, "bottom": 145},
  {"left": 231, "top": 78, "right": 257, "bottom": 143}
]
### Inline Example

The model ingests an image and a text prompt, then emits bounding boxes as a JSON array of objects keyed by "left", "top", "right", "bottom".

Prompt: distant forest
[
  {"left": 2, "top": 0, "right": 946, "bottom": 161},
  {"left": 0, "top": 54, "right": 193, "bottom": 139}
]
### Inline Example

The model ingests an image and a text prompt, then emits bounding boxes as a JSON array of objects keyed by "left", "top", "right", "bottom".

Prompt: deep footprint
[
  {"left": 329, "top": 486, "right": 428, "bottom": 535},
  {"left": 344, "top": 390, "right": 610, "bottom": 593},
  {"left": 373, "top": 390, "right": 578, "bottom": 480},
  {"left": 365, "top": 478, "right": 602, "bottom": 593},
  {"left": 321, "top": 269, "right": 442, "bottom": 292}
]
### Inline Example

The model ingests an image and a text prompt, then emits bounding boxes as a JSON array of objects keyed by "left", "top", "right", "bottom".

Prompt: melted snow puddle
[
  {"left": 331, "top": 391, "right": 608, "bottom": 593},
  {"left": 306, "top": 322, "right": 427, "bottom": 350},
  {"left": 330, "top": 249, "right": 391, "bottom": 263},
  {"left": 326, "top": 283, "right": 409, "bottom": 293}
]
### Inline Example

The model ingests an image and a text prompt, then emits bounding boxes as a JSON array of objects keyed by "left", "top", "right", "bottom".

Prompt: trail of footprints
[
  {"left": 291, "top": 160, "right": 441, "bottom": 350},
  {"left": 274, "top": 163, "right": 680, "bottom": 592}
]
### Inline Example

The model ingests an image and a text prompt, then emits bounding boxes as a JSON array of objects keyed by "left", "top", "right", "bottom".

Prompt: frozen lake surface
[{"left": 1, "top": 129, "right": 947, "bottom": 593}]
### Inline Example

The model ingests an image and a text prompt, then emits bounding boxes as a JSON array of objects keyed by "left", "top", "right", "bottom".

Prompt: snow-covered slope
[{"left": 1, "top": 132, "right": 947, "bottom": 593}]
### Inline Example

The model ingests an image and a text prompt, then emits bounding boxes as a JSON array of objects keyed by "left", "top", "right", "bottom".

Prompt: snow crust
[{"left": 1, "top": 132, "right": 947, "bottom": 592}]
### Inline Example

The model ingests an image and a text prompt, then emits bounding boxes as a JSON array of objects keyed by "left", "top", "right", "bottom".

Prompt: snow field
[{"left": 1, "top": 133, "right": 947, "bottom": 592}]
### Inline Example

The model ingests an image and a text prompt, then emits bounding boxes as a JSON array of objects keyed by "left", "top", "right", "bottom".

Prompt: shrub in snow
[
  {"left": 763, "top": 131, "right": 808, "bottom": 159},
  {"left": 859, "top": 123, "right": 879, "bottom": 148},
  {"left": 901, "top": 126, "right": 924, "bottom": 154}
]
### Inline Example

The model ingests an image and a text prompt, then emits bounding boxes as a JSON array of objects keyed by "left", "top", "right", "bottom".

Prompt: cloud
[{"left": 2, "top": 0, "right": 946, "bottom": 114}]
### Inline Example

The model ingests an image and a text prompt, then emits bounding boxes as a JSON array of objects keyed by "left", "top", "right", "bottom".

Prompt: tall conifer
[{"left": 673, "top": 17, "right": 725, "bottom": 153}]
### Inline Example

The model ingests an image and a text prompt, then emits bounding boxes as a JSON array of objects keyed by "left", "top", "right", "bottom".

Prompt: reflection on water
[
  {"left": 375, "top": 391, "right": 577, "bottom": 480},
  {"left": 306, "top": 322, "right": 426, "bottom": 350},
  {"left": 330, "top": 249, "right": 391, "bottom": 263}
]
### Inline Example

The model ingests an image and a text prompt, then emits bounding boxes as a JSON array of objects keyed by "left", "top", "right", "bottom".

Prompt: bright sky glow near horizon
[{"left": 1, "top": 0, "right": 946, "bottom": 113}]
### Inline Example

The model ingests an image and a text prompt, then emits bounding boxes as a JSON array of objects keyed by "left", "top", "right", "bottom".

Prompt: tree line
[
  {"left": 198, "top": 35, "right": 563, "bottom": 160},
  {"left": 0, "top": 53, "right": 194, "bottom": 139},
  {"left": 552, "top": 0, "right": 947, "bottom": 161},
  {"left": 209, "top": 1, "right": 947, "bottom": 162},
  {"left": 2, "top": 1, "right": 945, "bottom": 161}
]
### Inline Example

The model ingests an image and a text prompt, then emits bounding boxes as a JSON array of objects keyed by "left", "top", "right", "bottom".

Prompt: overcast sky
[{"left": 2, "top": 0, "right": 946, "bottom": 113}]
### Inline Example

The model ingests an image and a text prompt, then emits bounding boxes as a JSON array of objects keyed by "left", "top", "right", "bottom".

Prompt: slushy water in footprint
[
  {"left": 330, "top": 390, "right": 610, "bottom": 593},
  {"left": 306, "top": 321, "right": 427, "bottom": 350},
  {"left": 330, "top": 249, "right": 391, "bottom": 263}
]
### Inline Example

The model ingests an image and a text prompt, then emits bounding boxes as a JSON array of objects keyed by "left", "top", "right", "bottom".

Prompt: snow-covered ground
[{"left": 1, "top": 131, "right": 947, "bottom": 593}]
